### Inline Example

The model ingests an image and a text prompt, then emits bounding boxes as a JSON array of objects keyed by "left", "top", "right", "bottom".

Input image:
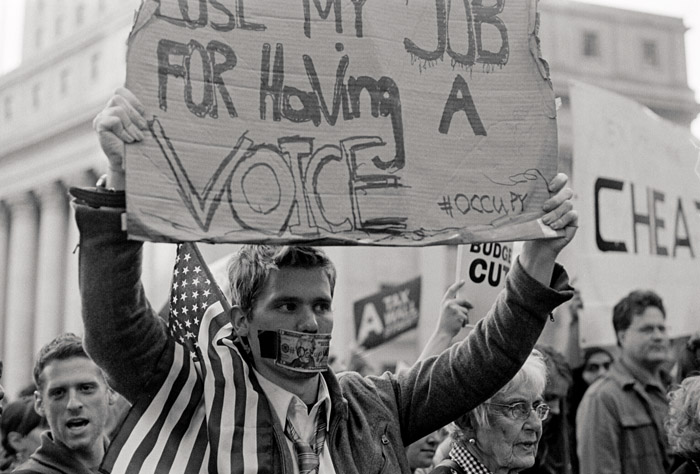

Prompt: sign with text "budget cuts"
[
  {"left": 571, "top": 82, "right": 700, "bottom": 347},
  {"left": 124, "top": 0, "right": 559, "bottom": 245}
]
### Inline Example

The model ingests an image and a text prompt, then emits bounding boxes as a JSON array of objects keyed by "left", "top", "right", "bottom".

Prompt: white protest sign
[
  {"left": 571, "top": 82, "right": 700, "bottom": 347},
  {"left": 456, "top": 242, "right": 513, "bottom": 325},
  {"left": 124, "top": 0, "right": 559, "bottom": 245}
]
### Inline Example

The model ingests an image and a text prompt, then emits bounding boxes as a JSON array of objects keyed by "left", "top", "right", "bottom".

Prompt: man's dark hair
[
  {"left": 33, "top": 333, "right": 90, "bottom": 391},
  {"left": 612, "top": 290, "right": 665, "bottom": 346}
]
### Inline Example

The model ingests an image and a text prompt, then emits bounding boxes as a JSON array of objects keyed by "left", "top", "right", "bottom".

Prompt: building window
[
  {"left": 60, "top": 69, "right": 70, "bottom": 96},
  {"left": 582, "top": 31, "right": 600, "bottom": 58},
  {"left": 642, "top": 40, "right": 659, "bottom": 67},
  {"left": 32, "top": 83, "right": 41, "bottom": 109},
  {"left": 76, "top": 3, "right": 85, "bottom": 26},
  {"left": 3, "top": 96, "right": 12, "bottom": 121},
  {"left": 90, "top": 52, "right": 101, "bottom": 81}
]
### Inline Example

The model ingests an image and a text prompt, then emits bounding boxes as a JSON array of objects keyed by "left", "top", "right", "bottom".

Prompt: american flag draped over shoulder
[
  {"left": 167, "top": 245, "right": 220, "bottom": 358},
  {"left": 101, "top": 243, "right": 276, "bottom": 474}
]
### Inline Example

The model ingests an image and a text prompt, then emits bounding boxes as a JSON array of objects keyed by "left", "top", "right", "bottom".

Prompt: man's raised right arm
[{"left": 73, "top": 88, "right": 169, "bottom": 402}]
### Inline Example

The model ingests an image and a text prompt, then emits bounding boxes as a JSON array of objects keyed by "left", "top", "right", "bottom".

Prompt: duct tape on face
[{"left": 258, "top": 329, "right": 331, "bottom": 373}]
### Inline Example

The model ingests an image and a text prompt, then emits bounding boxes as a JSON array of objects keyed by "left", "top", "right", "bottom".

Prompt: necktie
[{"left": 284, "top": 405, "right": 327, "bottom": 474}]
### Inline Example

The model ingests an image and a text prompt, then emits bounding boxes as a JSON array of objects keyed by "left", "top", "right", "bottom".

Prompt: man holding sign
[{"left": 70, "top": 86, "right": 578, "bottom": 474}]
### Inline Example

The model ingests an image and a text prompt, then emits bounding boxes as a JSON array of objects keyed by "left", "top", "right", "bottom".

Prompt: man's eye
[
  {"left": 279, "top": 303, "right": 297, "bottom": 312},
  {"left": 49, "top": 389, "right": 65, "bottom": 399},
  {"left": 81, "top": 384, "right": 96, "bottom": 393},
  {"left": 314, "top": 303, "right": 331, "bottom": 313}
]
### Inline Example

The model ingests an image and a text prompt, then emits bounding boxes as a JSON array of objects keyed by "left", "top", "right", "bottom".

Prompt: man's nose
[
  {"left": 66, "top": 389, "right": 83, "bottom": 410},
  {"left": 297, "top": 306, "right": 319, "bottom": 332}
]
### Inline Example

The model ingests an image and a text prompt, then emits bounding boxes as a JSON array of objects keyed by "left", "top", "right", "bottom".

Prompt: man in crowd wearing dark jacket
[
  {"left": 14, "top": 334, "right": 115, "bottom": 474},
  {"left": 577, "top": 290, "right": 671, "bottom": 474}
]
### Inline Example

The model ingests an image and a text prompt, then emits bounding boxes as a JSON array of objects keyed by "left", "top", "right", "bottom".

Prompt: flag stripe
[
  {"left": 230, "top": 341, "right": 250, "bottom": 474},
  {"left": 181, "top": 417, "right": 210, "bottom": 474},
  {"left": 101, "top": 335, "right": 182, "bottom": 472},
  {"left": 200, "top": 305, "right": 226, "bottom": 474},
  {"left": 124, "top": 345, "right": 193, "bottom": 472},
  {"left": 208, "top": 325, "right": 234, "bottom": 473},
  {"left": 151, "top": 365, "right": 204, "bottom": 472},
  {"left": 108, "top": 343, "right": 187, "bottom": 473},
  {"left": 139, "top": 354, "right": 200, "bottom": 473},
  {"left": 103, "top": 243, "right": 279, "bottom": 474}
]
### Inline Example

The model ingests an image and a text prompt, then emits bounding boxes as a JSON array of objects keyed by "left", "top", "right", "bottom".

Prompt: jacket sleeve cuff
[
  {"left": 509, "top": 257, "right": 575, "bottom": 319},
  {"left": 69, "top": 185, "right": 126, "bottom": 209}
]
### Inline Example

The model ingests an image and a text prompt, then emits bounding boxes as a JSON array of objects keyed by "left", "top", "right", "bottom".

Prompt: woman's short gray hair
[
  {"left": 451, "top": 349, "right": 548, "bottom": 442},
  {"left": 665, "top": 375, "right": 700, "bottom": 456}
]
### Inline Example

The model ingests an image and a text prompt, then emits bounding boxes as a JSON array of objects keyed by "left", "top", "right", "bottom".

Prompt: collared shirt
[
  {"left": 254, "top": 369, "right": 336, "bottom": 474},
  {"left": 617, "top": 356, "right": 669, "bottom": 424},
  {"left": 450, "top": 442, "right": 492, "bottom": 474},
  {"left": 576, "top": 358, "right": 670, "bottom": 474}
]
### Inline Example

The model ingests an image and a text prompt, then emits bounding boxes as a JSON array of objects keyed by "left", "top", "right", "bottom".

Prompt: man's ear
[
  {"left": 34, "top": 390, "right": 44, "bottom": 417},
  {"left": 617, "top": 329, "right": 627, "bottom": 347},
  {"left": 6, "top": 431, "right": 23, "bottom": 452},
  {"left": 107, "top": 387, "right": 117, "bottom": 406},
  {"left": 231, "top": 306, "right": 249, "bottom": 337},
  {"left": 462, "top": 414, "right": 479, "bottom": 439}
]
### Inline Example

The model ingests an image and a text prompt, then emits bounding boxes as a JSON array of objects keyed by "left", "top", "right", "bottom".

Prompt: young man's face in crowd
[
  {"left": 35, "top": 357, "right": 113, "bottom": 455},
  {"left": 405, "top": 429, "right": 446, "bottom": 470},
  {"left": 618, "top": 307, "right": 669, "bottom": 368},
  {"left": 236, "top": 267, "right": 333, "bottom": 383},
  {"left": 581, "top": 352, "right": 613, "bottom": 386}
]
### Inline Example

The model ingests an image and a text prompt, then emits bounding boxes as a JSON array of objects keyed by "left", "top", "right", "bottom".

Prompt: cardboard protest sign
[
  {"left": 570, "top": 82, "right": 700, "bottom": 347},
  {"left": 354, "top": 277, "right": 420, "bottom": 349},
  {"left": 456, "top": 242, "right": 513, "bottom": 325},
  {"left": 124, "top": 0, "right": 559, "bottom": 245}
]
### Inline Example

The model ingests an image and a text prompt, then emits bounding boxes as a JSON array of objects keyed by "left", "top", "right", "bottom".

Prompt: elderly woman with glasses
[
  {"left": 665, "top": 375, "right": 700, "bottom": 474},
  {"left": 429, "top": 350, "right": 549, "bottom": 474}
]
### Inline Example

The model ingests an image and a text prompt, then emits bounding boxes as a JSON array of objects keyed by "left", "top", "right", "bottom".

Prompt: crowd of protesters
[
  {"left": 0, "top": 86, "right": 697, "bottom": 474},
  {"left": 1, "top": 275, "right": 700, "bottom": 473}
]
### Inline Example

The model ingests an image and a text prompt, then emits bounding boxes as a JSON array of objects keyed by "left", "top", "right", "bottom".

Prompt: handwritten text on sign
[{"left": 125, "top": 0, "right": 558, "bottom": 245}]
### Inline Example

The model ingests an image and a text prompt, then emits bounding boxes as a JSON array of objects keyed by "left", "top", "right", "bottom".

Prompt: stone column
[
  {"left": 0, "top": 204, "right": 10, "bottom": 361},
  {"left": 3, "top": 192, "right": 40, "bottom": 397},
  {"left": 33, "top": 182, "right": 69, "bottom": 351}
]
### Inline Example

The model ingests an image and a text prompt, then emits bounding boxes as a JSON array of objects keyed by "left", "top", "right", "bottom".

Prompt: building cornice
[
  {"left": 540, "top": 0, "right": 688, "bottom": 31},
  {"left": 0, "top": 5, "right": 135, "bottom": 89}
]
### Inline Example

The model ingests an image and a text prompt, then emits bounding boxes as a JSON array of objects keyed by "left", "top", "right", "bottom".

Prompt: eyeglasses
[
  {"left": 486, "top": 401, "right": 550, "bottom": 421},
  {"left": 584, "top": 361, "right": 611, "bottom": 372}
]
